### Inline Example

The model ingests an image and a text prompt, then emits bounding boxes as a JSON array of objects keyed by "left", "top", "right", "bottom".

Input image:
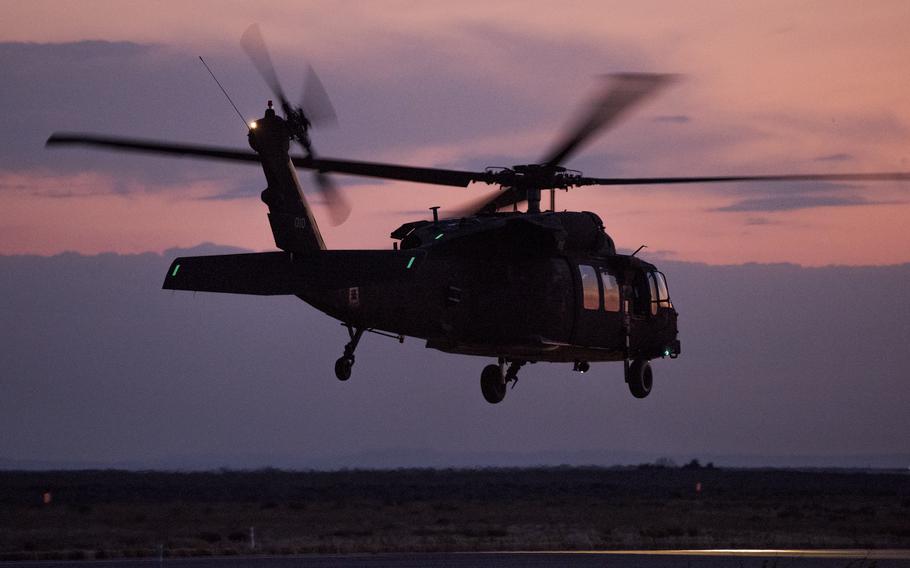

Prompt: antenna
[
  {"left": 632, "top": 244, "right": 648, "bottom": 257},
  {"left": 199, "top": 56, "right": 250, "bottom": 131}
]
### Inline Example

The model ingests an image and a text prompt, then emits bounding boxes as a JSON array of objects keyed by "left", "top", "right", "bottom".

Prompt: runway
[{"left": 6, "top": 550, "right": 910, "bottom": 567}]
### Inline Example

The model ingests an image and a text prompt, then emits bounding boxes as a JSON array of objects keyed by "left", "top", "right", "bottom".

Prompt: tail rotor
[{"left": 241, "top": 23, "right": 350, "bottom": 224}]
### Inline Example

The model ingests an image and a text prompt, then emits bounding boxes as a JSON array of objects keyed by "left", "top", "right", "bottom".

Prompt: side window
[
  {"left": 578, "top": 265, "right": 600, "bottom": 310},
  {"left": 600, "top": 270, "right": 619, "bottom": 312}
]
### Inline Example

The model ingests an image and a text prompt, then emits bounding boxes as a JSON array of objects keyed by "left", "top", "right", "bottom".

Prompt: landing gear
[
  {"left": 480, "top": 359, "right": 524, "bottom": 404},
  {"left": 334, "top": 325, "right": 364, "bottom": 381},
  {"left": 480, "top": 364, "right": 505, "bottom": 404},
  {"left": 334, "top": 356, "right": 353, "bottom": 381},
  {"left": 626, "top": 359, "right": 653, "bottom": 399}
]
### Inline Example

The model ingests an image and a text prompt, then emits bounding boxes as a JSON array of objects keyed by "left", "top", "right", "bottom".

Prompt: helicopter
[{"left": 47, "top": 26, "right": 910, "bottom": 404}]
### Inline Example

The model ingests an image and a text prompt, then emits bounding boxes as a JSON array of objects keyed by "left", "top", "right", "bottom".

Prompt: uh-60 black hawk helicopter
[{"left": 48, "top": 26, "right": 910, "bottom": 404}]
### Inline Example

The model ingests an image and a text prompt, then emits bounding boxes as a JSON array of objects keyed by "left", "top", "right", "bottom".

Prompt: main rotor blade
[
  {"left": 459, "top": 170, "right": 910, "bottom": 216},
  {"left": 314, "top": 171, "right": 350, "bottom": 225},
  {"left": 46, "top": 133, "right": 481, "bottom": 187},
  {"left": 542, "top": 73, "right": 673, "bottom": 167},
  {"left": 47, "top": 133, "right": 262, "bottom": 163},
  {"left": 300, "top": 156, "right": 479, "bottom": 187},
  {"left": 578, "top": 172, "right": 910, "bottom": 186},
  {"left": 302, "top": 65, "right": 338, "bottom": 128},
  {"left": 240, "top": 23, "right": 292, "bottom": 113}
]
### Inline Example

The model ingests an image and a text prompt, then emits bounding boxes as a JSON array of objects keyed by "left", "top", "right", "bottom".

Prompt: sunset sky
[
  {"left": 3, "top": 2, "right": 910, "bottom": 469},
  {"left": 3, "top": 1, "right": 909, "bottom": 265}
]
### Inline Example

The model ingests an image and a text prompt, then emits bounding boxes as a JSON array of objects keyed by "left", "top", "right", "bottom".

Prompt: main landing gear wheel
[
  {"left": 480, "top": 360, "right": 524, "bottom": 404},
  {"left": 627, "top": 359, "right": 653, "bottom": 399},
  {"left": 480, "top": 364, "right": 507, "bottom": 404},
  {"left": 334, "top": 356, "right": 354, "bottom": 381}
]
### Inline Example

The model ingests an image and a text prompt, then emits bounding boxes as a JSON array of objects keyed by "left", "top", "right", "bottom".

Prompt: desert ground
[{"left": 1, "top": 466, "right": 908, "bottom": 561}]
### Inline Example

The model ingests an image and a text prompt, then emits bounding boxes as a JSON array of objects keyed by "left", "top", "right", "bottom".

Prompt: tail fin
[{"left": 249, "top": 108, "right": 326, "bottom": 253}]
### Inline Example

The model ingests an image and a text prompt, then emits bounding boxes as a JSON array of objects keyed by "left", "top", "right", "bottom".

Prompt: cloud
[
  {"left": 616, "top": 247, "right": 679, "bottom": 261},
  {"left": 715, "top": 194, "right": 875, "bottom": 212},
  {"left": 2, "top": 250, "right": 909, "bottom": 468},
  {"left": 162, "top": 242, "right": 250, "bottom": 257},
  {"left": 814, "top": 152, "right": 853, "bottom": 162},
  {"left": 755, "top": 110, "right": 910, "bottom": 146},
  {"left": 653, "top": 115, "right": 691, "bottom": 124},
  {"left": 689, "top": 177, "right": 904, "bottom": 213},
  {"left": 706, "top": 178, "right": 906, "bottom": 212},
  {"left": 194, "top": 186, "right": 261, "bottom": 201}
]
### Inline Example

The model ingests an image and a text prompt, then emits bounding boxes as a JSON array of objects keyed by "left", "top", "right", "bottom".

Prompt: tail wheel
[
  {"left": 627, "top": 359, "right": 653, "bottom": 399},
  {"left": 480, "top": 364, "right": 507, "bottom": 404}
]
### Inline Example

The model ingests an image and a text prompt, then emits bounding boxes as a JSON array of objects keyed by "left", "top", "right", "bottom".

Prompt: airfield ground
[{"left": 0, "top": 467, "right": 908, "bottom": 560}]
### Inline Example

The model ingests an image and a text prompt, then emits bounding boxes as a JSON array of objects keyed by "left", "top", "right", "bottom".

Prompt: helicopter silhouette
[{"left": 47, "top": 25, "right": 910, "bottom": 404}]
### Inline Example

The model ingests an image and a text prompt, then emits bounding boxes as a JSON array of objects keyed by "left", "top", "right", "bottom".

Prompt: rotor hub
[{"left": 483, "top": 164, "right": 585, "bottom": 191}]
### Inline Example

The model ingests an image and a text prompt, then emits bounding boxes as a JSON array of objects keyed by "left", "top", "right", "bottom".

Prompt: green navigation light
[
  {"left": 435, "top": 233, "right": 444, "bottom": 240},
  {"left": 406, "top": 256, "right": 416, "bottom": 269},
  {"left": 171, "top": 264, "right": 181, "bottom": 277}
]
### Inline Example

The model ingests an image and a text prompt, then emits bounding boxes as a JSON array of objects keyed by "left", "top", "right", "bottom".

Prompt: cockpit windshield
[
  {"left": 658, "top": 272, "right": 670, "bottom": 303},
  {"left": 649, "top": 271, "right": 672, "bottom": 314}
]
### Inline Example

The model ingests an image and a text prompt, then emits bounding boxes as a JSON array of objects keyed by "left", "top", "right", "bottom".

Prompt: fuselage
[{"left": 291, "top": 221, "right": 680, "bottom": 364}]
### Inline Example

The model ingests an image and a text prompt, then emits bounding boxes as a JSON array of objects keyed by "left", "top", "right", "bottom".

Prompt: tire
[
  {"left": 334, "top": 357, "right": 353, "bottom": 381},
  {"left": 480, "top": 364, "right": 506, "bottom": 404},
  {"left": 627, "top": 359, "right": 653, "bottom": 399}
]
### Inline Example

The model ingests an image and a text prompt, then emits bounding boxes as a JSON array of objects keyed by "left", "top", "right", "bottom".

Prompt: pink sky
[{"left": 2, "top": 1, "right": 909, "bottom": 265}]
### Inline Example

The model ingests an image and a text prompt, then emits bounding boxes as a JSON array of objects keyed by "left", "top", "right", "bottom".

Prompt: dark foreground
[
  {"left": 3, "top": 551, "right": 910, "bottom": 568},
  {"left": 1, "top": 468, "right": 908, "bottom": 561}
]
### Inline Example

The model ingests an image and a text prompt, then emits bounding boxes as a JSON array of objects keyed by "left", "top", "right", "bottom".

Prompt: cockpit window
[
  {"left": 578, "top": 265, "right": 599, "bottom": 310},
  {"left": 649, "top": 271, "right": 672, "bottom": 314},
  {"left": 648, "top": 273, "right": 659, "bottom": 315},
  {"left": 655, "top": 272, "right": 671, "bottom": 306},
  {"left": 600, "top": 270, "right": 619, "bottom": 312}
]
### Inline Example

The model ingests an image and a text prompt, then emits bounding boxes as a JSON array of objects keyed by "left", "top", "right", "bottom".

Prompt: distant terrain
[{"left": 1, "top": 467, "right": 908, "bottom": 560}]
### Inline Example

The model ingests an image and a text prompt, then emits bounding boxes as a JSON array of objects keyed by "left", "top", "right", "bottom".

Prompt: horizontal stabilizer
[{"left": 163, "top": 252, "right": 300, "bottom": 295}]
